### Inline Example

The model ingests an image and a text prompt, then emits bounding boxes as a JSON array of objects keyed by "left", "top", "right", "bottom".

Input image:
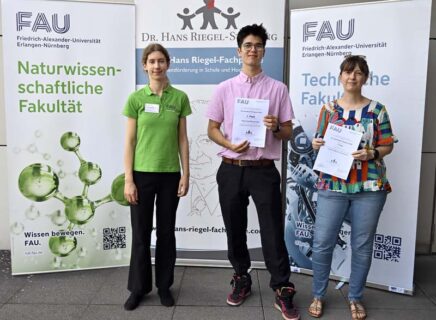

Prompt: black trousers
[
  {"left": 127, "top": 171, "right": 180, "bottom": 295},
  {"left": 217, "top": 162, "right": 291, "bottom": 290}
]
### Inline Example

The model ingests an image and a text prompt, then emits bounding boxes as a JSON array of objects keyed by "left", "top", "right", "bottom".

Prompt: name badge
[{"left": 144, "top": 103, "right": 159, "bottom": 113}]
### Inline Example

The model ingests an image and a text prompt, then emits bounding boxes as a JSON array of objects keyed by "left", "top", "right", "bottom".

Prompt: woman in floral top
[{"left": 308, "top": 55, "right": 395, "bottom": 320}]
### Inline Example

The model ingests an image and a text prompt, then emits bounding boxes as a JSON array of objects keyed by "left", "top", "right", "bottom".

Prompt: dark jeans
[
  {"left": 216, "top": 162, "right": 291, "bottom": 290},
  {"left": 127, "top": 171, "right": 180, "bottom": 295}
]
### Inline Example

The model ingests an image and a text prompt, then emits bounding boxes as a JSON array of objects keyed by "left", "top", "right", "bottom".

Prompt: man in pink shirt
[{"left": 206, "top": 24, "right": 300, "bottom": 320}]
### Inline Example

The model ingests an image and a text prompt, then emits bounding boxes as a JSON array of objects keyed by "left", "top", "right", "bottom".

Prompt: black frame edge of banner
[{"left": 281, "top": 0, "right": 291, "bottom": 221}]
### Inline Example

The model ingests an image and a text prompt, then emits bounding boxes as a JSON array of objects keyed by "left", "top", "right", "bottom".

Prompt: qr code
[
  {"left": 373, "top": 234, "right": 402, "bottom": 262},
  {"left": 103, "top": 227, "right": 126, "bottom": 250}
]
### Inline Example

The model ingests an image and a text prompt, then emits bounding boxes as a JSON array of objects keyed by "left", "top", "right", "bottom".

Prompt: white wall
[
  {"left": 426, "top": 1, "right": 436, "bottom": 253},
  {"left": 1, "top": 6, "right": 9, "bottom": 249},
  {"left": 421, "top": 37, "right": 436, "bottom": 252}
]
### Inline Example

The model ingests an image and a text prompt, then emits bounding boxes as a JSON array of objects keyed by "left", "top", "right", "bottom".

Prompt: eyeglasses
[
  {"left": 344, "top": 54, "right": 366, "bottom": 60},
  {"left": 241, "top": 43, "right": 264, "bottom": 52}
]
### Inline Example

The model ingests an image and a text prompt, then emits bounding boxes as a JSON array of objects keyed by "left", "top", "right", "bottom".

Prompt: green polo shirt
[{"left": 123, "top": 85, "right": 191, "bottom": 172}]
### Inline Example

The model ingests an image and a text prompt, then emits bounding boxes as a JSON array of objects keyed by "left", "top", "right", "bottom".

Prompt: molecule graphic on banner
[{"left": 18, "top": 132, "right": 129, "bottom": 258}]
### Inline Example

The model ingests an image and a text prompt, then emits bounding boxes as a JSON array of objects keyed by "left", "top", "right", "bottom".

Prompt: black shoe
[
  {"left": 158, "top": 289, "right": 175, "bottom": 307},
  {"left": 274, "top": 287, "right": 300, "bottom": 320},
  {"left": 124, "top": 293, "right": 143, "bottom": 311},
  {"left": 226, "top": 273, "right": 252, "bottom": 306}
]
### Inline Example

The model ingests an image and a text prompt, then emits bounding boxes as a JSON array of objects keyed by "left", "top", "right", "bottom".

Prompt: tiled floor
[{"left": 0, "top": 250, "right": 435, "bottom": 320}]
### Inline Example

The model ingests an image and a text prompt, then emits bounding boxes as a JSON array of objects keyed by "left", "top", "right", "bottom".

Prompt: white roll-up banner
[
  {"left": 286, "top": 0, "right": 431, "bottom": 294},
  {"left": 135, "top": 0, "right": 286, "bottom": 264},
  {"left": 2, "top": 0, "right": 135, "bottom": 274}
]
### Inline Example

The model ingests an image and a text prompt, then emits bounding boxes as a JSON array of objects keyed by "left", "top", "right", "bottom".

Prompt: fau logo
[
  {"left": 16, "top": 12, "right": 70, "bottom": 33},
  {"left": 237, "top": 99, "right": 249, "bottom": 104},
  {"left": 330, "top": 125, "right": 342, "bottom": 133},
  {"left": 303, "top": 19, "right": 354, "bottom": 42}
]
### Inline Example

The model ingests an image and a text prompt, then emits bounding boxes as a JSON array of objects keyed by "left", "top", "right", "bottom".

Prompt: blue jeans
[{"left": 312, "top": 190, "right": 387, "bottom": 301}]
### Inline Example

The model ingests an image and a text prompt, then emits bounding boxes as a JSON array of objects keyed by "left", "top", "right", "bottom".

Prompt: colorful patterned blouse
[{"left": 315, "top": 100, "right": 396, "bottom": 194}]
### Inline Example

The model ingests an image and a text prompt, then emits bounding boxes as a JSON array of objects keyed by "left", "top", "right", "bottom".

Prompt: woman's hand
[
  {"left": 352, "top": 148, "right": 374, "bottom": 161},
  {"left": 263, "top": 115, "right": 278, "bottom": 131},
  {"left": 178, "top": 174, "right": 189, "bottom": 197},
  {"left": 312, "top": 137, "right": 325, "bottom": 150},
  {"left": 124, "top": 181, "right": 138, "bottom": 205}
]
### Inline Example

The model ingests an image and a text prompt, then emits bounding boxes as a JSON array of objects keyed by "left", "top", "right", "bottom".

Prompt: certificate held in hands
[
  {"left": 231, "top": 98, "right": 269, "bottom": 148},
  {"left": 313, "top": 123, "right": 363, "bottom": 180}
]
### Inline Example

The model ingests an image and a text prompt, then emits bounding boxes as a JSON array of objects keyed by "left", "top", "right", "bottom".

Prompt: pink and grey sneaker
[
  {"left": 274, "top": 287, "right": 300, "bottom": 320},
  {"left": 226, "top": 274, "right": 252, "bottom": 306}
]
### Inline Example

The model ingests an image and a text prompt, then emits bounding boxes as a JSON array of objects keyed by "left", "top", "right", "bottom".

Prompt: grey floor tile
[
  {"left": 341, "top": 285, "right": 436, "bottom": 310},
  {"left": 89, "top": 266, "right": 129, "bottom": 305},
  {"left": 0, "top": 303, "right": 87, "bottom": 320},
  {"left": 1, "top": 250, "right": 436, "bottom": 320},
  {"left": 177, "top": 267, "right": 261, "bottom": 307},
  {"left": 415, "top": 255, "right": 436, "bottom": 300},
  {"left": 90, "top": 266, "right": 185, "bottom": 306},
  {"left": 362, "top": 308, "right": 436, "bottom": 320},
  {"left": 0, "top": 276, "right": 28, "bottom": 304},
  {"left": 0, "top": 251, "right": 28, "bottom": 304},
  {"left": 9, "top": 268, "right": 111, "bottom": 304},
  {"left": 173, "top": 306, "right": 264, "bottom": 320},
  {"left": 81, "top": 305, "right": 174, "bottom": 320},
  {"left": 263, "top": 306, "right": 283, "bottom": 320}
]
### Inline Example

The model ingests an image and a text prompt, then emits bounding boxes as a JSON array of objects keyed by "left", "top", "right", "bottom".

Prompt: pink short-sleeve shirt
[{"left": 206, "top": 71, "right": 294, "bottom": 160}]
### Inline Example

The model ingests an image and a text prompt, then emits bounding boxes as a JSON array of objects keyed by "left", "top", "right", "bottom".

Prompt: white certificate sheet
[
  {"left": 231, "top": 98, "right": 269, "bottom": 148},
  {"left": 313, "top": 123, "right": 363, "bottom": 180}
]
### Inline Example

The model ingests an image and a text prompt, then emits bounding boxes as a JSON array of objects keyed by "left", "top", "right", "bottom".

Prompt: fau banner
[
  {"left": 286, "top": 0, "right": 431, "bottom": 294},
  {"left": 135, "top": 0, "right": 286, "bottom": 264},
  {"left": 2, "top": 0, "right": 135, "bottom": 274}
]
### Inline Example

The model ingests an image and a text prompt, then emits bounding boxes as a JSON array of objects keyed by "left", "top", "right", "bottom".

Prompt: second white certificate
[
  {"left": 313, "top": 123, "right": 363, "bottom": 180},
  {"left": 231, "top": 98, "right": 269, "bottom": 148}
]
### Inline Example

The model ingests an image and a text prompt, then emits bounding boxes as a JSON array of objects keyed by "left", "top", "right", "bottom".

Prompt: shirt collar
[
  {"left": 238, "top": 71, "right": 265, "bottom": 84},
  {"left": 144, "top": 84, "right": 172, "bottom": 96}
]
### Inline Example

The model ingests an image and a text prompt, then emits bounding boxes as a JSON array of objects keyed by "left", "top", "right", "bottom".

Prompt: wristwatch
[
  {"left": 272, "top": 124, "right": 281, "bottom": 133},
  {"left": 373, "top": 149, "right": 380, "bottom": 160}
]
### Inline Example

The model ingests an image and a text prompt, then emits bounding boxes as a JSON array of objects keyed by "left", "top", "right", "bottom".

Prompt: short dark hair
[
  {"left": 237, "top": 24, "right": 268, "bottom": 48},
  {"left": 141, "top": 43, "right": 170, "bottom": 65},
  {"left": 340, "top": 55, "right": 369, "bottom": 78}
]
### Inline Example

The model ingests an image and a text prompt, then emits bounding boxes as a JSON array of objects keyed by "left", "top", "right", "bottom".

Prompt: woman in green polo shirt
[{"left": 122, "top": 43, "right": 191, "bottom": 311}]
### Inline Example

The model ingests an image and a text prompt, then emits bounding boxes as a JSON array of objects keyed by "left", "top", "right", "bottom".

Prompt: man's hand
[
  {"left": 208, "top": 119, "right": 250, "bottom": 153},
  {"left": 228, "top": 140, "right": 250, "bottom": 153}
]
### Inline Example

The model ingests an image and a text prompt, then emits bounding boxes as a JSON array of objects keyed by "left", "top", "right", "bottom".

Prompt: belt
[{"left": 222, "top": 157, "right": 274, "bottom": 167}]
